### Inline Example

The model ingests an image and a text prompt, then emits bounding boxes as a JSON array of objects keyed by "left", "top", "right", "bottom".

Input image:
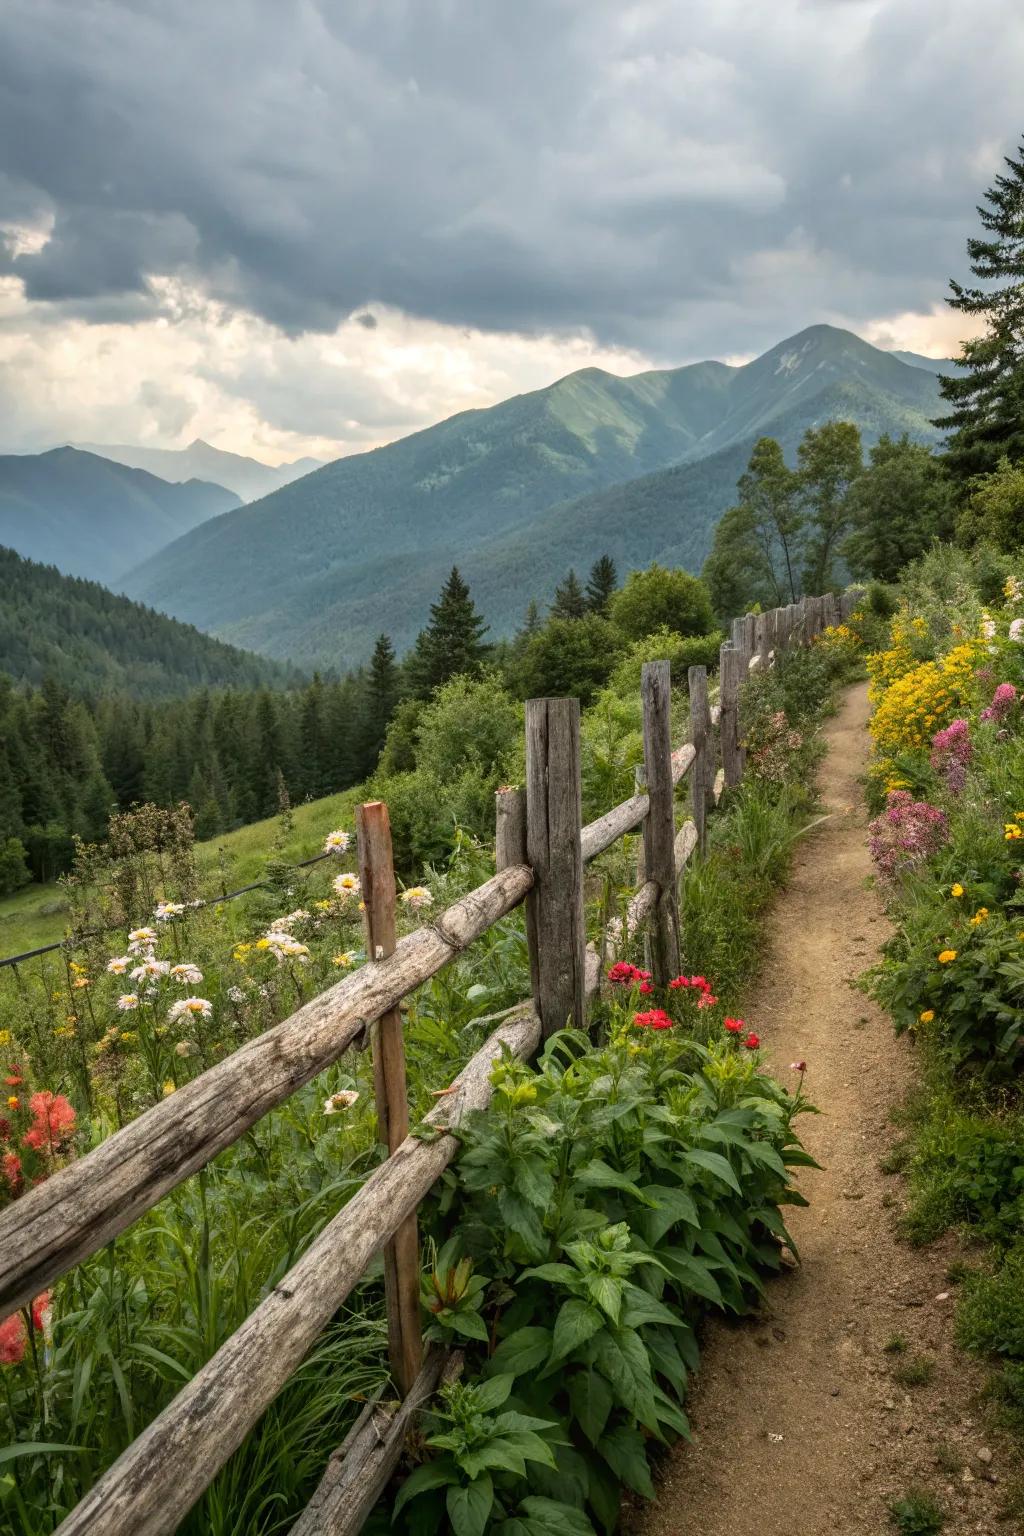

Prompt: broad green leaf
[
  {"left": 594, "top": 1327, "right": 660, "bottom": 1432},
  {"left": 586, "top": 1275, "right": 623, "bottom": 1323},
  {"left": 472, "top": 1373, "right": 514, "bottom": 1413},
  {"left": 446, "top": 1309, "right": 490, "bottom": 1341},
  {"left": 661, "top": 1248, "right": 724, "bottom": 1306},
  {"left": 620, "top": 1283, "right": 680, "bottom": 1331},
  {"left": 489, "top": 1326, "right": 553, "bottom": 1378},
  {"left": 0, "top": 1442, "right": 87, "bottom": 1466},
  {"left": 498, "top": 1189, "right": 546, "bottom": 1255},
  {"left": 683, "top": 1148, "right": 741, "bottom": 1194},
  {"left": 568, "top": 1367, "right": 613, "bottom": 1445},
  {"left": 447, "top": 1475, "right": 494, "bottom": 1536},
  {"left": 517, "top": 1497, "right": 598, "bottom": 1534},
  {"left": 575, "top": 1159, "right": 654, "bottom": 1204},
  {"left": 639, "top": 1184, "right": 699, "bottom": 1244},
  {"left": 598, "top": 1424, "right": 655, "bottom": 1499},
  {"left": 393, "top": 1458, "right": 456, "bottom": 1515},
  {"left": 551, "top": 1298, "right": 605, "bottom": 1364}
]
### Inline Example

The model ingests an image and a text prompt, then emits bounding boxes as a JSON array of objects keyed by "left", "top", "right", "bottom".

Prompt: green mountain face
[
  {"left": 121, "top": 325, "right": 946, "bottom": 667},
  {"left": 0, "top": 544, "right": 298, "bottom": 698},
  {"left": 74, "top": 438, "right": 325, "bottom": 503},
  {"left": 0, "top": 448, "right": 242, "bottom": 586}
]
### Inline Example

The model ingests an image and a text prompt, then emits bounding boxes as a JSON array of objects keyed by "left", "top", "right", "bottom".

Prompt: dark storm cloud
[{"left": 1, "top": 0, "right": 1021, "bottom": 360}]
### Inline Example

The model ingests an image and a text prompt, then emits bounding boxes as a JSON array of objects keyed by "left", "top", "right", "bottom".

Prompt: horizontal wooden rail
[
  {"left": 0, "top": 864, "right": 533, "bottom": 1317},
  {"left": 53, "top": 1010, "right": 542, "bottom": 1536},
  {"left": 580, "top": 743, "right": 695, "bottom": 862},
  {"left": 292, "top": 1349, "right": 464, "bottom": 1535}
]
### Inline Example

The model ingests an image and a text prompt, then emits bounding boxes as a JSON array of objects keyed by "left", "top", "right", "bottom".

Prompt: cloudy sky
[{"left": 0, "top": 0, "right": 1019, "bottom": 464}]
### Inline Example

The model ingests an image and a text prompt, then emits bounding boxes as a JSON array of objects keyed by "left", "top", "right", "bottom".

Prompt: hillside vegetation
[
  {"left": 0, "top": 447, "right": 241, "bottom": 584},
  {"left": 121, "top": 326, "right": 945, "bottom": 666},
  {"left": 0, "top": 545, "right": 298, "bottom": 697}
]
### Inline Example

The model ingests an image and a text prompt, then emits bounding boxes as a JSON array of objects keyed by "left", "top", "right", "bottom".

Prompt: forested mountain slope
[
  {"left": 122, "top": 326, "right": 945, "bottom": 665},
  {"left": 0, "top": 546, "right": 298, "bottom": 698},
  {"left": 0, "top": 448, "right": 241, "bottom": 584}
]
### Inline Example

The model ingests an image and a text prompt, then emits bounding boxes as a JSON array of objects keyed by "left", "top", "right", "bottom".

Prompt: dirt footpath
[{"left": 634, "top": 682, "right": 1015, "bottom": 1536}]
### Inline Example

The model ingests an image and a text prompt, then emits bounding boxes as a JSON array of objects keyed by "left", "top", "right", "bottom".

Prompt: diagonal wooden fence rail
[{"left": 0, "top": 590, "right": 857, "bottom": 1536}]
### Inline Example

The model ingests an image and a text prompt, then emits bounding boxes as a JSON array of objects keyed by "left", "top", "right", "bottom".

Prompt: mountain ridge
[
  {"left": 121, "top": 324, "right": 948, "bottom": 666},
  {"left": 0, "top": 448, "right": 242, "bottom": 587},
  {"left": 73, "top": 438, "right": 325, "bottom": 502}
]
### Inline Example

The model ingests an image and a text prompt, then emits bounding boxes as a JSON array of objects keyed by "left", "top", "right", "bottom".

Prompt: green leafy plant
[{"left": 889, "top": 1490, "right": 945, "bottom": 1534}]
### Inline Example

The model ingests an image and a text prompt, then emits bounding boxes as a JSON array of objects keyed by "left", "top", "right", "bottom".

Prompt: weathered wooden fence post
[
  {"left": 356, "top": 801, "right": 422, "bottom": 1398},
  {"left": 525, "top": 699, "right": 586, "bottom": 1037},
  {"left": 495, "top": 785, "right": 539, "bottom": 1002},
  {"left": 641, "top": 661, "right": 681, "bottom": 983},
  {"left": 688, "top": 664, "right": 714, "bottom": 854},
  {"left": 719, "top": 644, "right": 746, "bottom": 788}
]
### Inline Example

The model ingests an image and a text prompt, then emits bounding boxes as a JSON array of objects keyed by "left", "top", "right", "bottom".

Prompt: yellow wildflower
[
  {"left": 918, "top": 1010, "right": 935, "bottom": 1024},
  {"left": 6, "top": 1095, "right": 19, "bottom": 1109},
  {"left": 162, "top": 1080, "right": 177, "bottom": 1097},
  {"left": 0, "top": 1030, "right": 10, "bottom": 1047},
  {"left": 255, "top": 938, "right": 271, "bottom": 950},
  {"left": 1005, "top": 825, "right": 1023, "bottom": 841},
  {"left": 951, "top": 884, "right": 964, "bottom": 898},
  {"left": 332, "top": 952, "right": 357, "bottom": 968},
  {"left": 969, "top": 908, "right": 989, "bottom": 926},
  {"left": 937, "top": 949, "right": 957, "bottom": 965}
]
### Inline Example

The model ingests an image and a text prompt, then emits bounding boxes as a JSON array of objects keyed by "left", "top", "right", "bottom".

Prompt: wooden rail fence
[{"left": 0, "top": 590, "right": 859, "bottom": 1536}]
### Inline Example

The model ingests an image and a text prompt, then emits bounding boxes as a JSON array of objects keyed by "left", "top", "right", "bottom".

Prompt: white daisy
[
  {"left": 323, "top": 1090, "right": 360, "bottom": 1114},
  {"left": 323, "top": 830, "right": 351, "bottom": 855},
  {"left": 167, "top": 997, "right": 213, "bottom": 1025},
  {"left": 333, "top": 872, "right": 361, "bottom": 898},
  {"left": 130, "top": 958, "right": 170, "bottom": 983},
  {"left": 116, "top": 994, "right": 140, "bottom": 1012},
  {"left": 154, "top": 901, "right": 186, "bottom": 921},
  {"left": 169, "top": 963, "right": 203, "bottom": 986},
  {"left": 106, "top": 955, "right": 130, "bottom": 975},
  {"left": 400, "top": 886, "right": 433, "bottom": 911}
]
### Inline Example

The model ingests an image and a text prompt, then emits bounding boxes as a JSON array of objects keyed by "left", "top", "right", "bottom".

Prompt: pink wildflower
[
  {"left": 981, "top": 682, "right": 1018, "bottom": 724},
  {"left": 868, "top": 791, "right": 949, "bottom": 882},
  {"left": 930, "top": 718, "right": 972, "bottom": 794}
]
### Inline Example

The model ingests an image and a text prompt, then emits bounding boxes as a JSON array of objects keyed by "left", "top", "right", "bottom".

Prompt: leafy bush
[
  {"left": 400, "top": 996, "right": 816, "bottom": 1534},
  {"left": 957, "top": 1240, "right": 1024, "bottom": 1361},
  {"left": 608, "top": 565, "right": 716, "bottom": 643}
]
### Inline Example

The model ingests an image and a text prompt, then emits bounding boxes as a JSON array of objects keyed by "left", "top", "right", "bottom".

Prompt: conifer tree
[
  {"left": 939, "top": 142, "right": 1024, "bottom": 480},
  {"left": 357, "top": 634, "right": 401, "bottom": 775},
  {"left": 408, "top": 567, "right": 490, "bottom": 696},
  {"left": 550, "top": 568, "right": 587, "bottom": 620},
  {"left": 584, "top": 554, "right": 618, "bottom": 613}
]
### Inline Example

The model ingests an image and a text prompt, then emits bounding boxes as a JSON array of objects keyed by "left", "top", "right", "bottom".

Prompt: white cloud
[{"left": 0, "top": 277, "right": 650, "bottom": 460}]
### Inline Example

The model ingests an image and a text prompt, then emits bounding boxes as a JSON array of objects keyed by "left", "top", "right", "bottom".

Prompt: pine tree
[
  {"left": 550, "top": 569, "right": 586, "bottom": 620},
  {"left": 584, "top": 555, "right": 618, "bottom": 613},
  {"left": 357, "top": 634, "right": 400, "bottom": 776},
  {"left": 938, "top": 143, "right": 1024, "bottom": 480},
  {"left": 408, "top": 567, "right": 490, "bottom": 696}
]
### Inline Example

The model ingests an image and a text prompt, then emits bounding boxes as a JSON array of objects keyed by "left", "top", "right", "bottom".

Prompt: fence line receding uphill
[{"left": 0, "top": 590, "right": 854, "bottom": 1536}]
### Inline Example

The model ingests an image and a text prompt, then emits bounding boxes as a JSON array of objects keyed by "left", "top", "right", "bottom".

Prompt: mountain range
[
  {"left": 0, "top": 448, "right": 242, "bottom": 586},
  {"left": 121, "top": 325, "right": 950, "bottom": 668},
  {"left": 74, "top": 438, "right": 324, "bottom": 503},
  {"left": 0, "top": 544, "right": 298, "bottom": 698}
]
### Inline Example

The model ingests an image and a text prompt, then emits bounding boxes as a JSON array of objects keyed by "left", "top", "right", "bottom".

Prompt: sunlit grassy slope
[{"left": 0, "top": 788, "right": 365, "bottom": 960}]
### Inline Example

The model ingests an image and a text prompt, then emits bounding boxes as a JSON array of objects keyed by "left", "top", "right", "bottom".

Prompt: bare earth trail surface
[{"left": 634, "top": 682, "right": 1015, "bottom": 1536}]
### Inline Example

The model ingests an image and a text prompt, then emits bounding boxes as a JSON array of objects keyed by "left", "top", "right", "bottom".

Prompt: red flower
[
  {"left": 2, "top": 1151, "right": 22, "bottom": 1194},
  {"left": 696, "top": 993, "right": 718, "bottom": 1009},
  {"left": 0, "top": 1312, "right": 25, "bottom": 1365},
  {"left": 723, "top": 1017, "right": 744, "bottom": 1034},
  {"left": 638, "top": 980, "right": 654, "bottom": 995},
  {"left": 30, "top": 1292, "right": 51, "bottom": 1334},
  {"left": 21, "top": 1092, "right": 76, "bottom": 1157},
  {"left": 633, "top": 1009, "right": 674, "bottom": 1030},
  {"left": 744, "top": 1032, "right": 760, "bottom": 1050},
  {"left": 4, "top": 1075, "right": 21, "bottom": 1089},
  {"left": 668, "top": 976, "right": 690, "bottom": 989},
  {"left": 607, "top": 961, "right": 641, "bottom": 985}
]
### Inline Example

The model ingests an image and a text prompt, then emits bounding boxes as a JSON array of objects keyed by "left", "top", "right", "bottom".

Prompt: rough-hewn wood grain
[
  {"left": 688, "top": 665, "right": 713, "bottom": 854},
  {"left": 719, "top": 643, "right": 746, "bottom": 789},
  {"left": 291, "top": 1349, "right": 463, "bottom": 1536},
  {"left": 357, "top": 801, "right": 421, "bottom": 1398},
  {"left": 641, "top": 661, "right": 680, "bottom": 984},
  {"left": 495, "top": 786, "right": 527, "bottom": 872},
  {"left": 525, "top": 698, "right": 586, "bottom": 1037},
  {"left": 53, "top": 1011, "right": 542, "bottom": 1536},
  {"left": 0, "top": 862, "right": 534, "bottom": 1318}
]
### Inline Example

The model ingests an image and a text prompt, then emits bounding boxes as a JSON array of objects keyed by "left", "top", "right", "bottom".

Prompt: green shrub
[
  {"left": 890, "top": 1490, "right": 945, "bottom": 1534},
  {"left": 609, "top": 564, "right": 716, "bottom": 642},
  {"left": 957, "top": 1240, "right": 1024, "bottom": 1361}
]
